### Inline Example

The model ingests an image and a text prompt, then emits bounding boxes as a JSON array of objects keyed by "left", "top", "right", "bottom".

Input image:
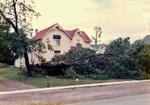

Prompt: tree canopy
[{"left": 0, "top": 0, "right": 40, "bottom": 76}]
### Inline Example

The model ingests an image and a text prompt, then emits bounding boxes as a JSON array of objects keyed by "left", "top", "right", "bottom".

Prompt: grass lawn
[{"left": 0, "top": 67, "right": 123, "bottom": 88}]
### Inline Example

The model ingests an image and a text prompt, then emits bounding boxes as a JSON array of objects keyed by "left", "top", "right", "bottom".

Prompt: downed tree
[{"left": 35, "top": 53, "right": 114, "bottom": 76}]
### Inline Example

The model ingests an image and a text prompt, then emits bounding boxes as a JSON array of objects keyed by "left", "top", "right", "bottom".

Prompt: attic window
[
  {"left": 55, "top": 26, "right": 60, "bottom": 30},
  {"left": 53, "top": 35, "right": 61, "bottom": 39},
  {"left": 53, "top": 35, "right": 61, "bottom": 46}
]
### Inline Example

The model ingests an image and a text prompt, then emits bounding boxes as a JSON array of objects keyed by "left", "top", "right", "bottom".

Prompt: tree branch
[
  {"left": 0, "top": 10, "right": 18, "bottom": 33},
  {"left": 12, "top": 0, "right": 18, "bottom": 33}
]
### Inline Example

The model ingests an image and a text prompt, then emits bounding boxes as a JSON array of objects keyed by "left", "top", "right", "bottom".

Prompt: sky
[{"left": 32, "top": 0, "right": 150, "bottom": 44}]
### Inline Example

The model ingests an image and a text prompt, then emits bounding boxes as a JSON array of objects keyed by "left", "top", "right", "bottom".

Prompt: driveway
[{"left": 0, "top": 77, "right": 34, "bottom": 92}]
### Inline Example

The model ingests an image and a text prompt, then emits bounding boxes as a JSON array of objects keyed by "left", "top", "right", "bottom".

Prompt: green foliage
[
  {"left": 104, "top": 37, "right": 132, "bottom": 79},
  {"left": 5, "top": 31, "right": 29, "bottom": 57},
  {"left": 36, "top": 37, "right": 150, "bottom": 80},
  {"left": 0, "top": 67, "right": 109, "bottom": 88},
  {"left": 0, "top": 30, "right": 32, "bottom": 65},
  {"left": 52, "top": 37, "right": 150, "bottom": 80},
  {"left": 0, "top": 24, "right": 6, "bottom": 62},
  {"left": 0, "top": 0, "right": 42, "bottom": 76},
  {"left": 105, "top": 37, "right": 130, "bottom": 55},
  {"left": 0, "top": 23, "right": 15, "bottom": 64},
  {"left": 64, "top": 68, "right": 77, "bottom": 79},
  {"left": 104, "top": 37, "right": 150, "bottom": 79},
  {"left": 88, "top": 69, "right": 109, "bottom": 80},
  {"left": 136, "top": 45, "right": 150, "bottom": 79},
  {"left": 52, "top": 47, "right": 98, "bottom": 76},
  {"left": 104, "top": 37, "right": 146, "bottom": 79}
]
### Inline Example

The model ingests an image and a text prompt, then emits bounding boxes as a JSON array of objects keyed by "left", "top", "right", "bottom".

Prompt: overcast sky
[{"left": 32, "top": 0, "right": 150, "bottom": 44}]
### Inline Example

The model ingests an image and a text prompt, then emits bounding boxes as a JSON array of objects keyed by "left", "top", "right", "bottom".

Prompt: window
[
  {"left": 76, "top": 43, "right": 82, "bottom": 47},
  {"left": 54, "top": 50, "right": 61, "bottom": 55},
  {"left": 53, "top": 35, "right": 61, "bottom": 46},
  {"left": 54, "top": 50, "right": 61, "bottom": 53}
]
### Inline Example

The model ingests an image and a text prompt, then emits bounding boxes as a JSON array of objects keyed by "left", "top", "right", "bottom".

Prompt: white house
[{"left": 15, "top": 23, "right": 92, "bottom": 67}]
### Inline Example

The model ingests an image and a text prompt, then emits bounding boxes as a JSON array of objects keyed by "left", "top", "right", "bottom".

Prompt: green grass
[
  {"left": 0, "top": 67, "right": 123, "bottom": 88},
  {"left": 0, "top": 67, "right": 21, "bottom": 80}
]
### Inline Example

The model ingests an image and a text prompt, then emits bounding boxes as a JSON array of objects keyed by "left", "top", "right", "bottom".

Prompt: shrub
[
  {"left": 52, "top": 47, "right": 98, "bottom": 76},
  {"left": 64, "top": 67, "right": 77, "bottom": 79}
]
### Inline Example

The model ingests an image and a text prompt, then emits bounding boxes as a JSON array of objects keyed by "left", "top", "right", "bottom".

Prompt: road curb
[{"left": 0, "top": 80, "right": 150, "bottom": 95}]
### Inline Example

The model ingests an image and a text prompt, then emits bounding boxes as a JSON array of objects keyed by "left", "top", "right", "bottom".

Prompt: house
[
  {"left": 15, "top": 23, "right": 91, "bottom": 67},
  {"left": 91, "top": 44, "right": 107, "bottom": 54}
]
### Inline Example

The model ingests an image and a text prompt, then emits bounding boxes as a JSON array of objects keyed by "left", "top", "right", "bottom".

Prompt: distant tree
[
  {"left": 105, "top": 37, "right": 130, "bottom": 55},
  {"left": 104, "top": 37, "right": 150, "bottom": 79},
  {"left": 129, "top": 35, "right": 150, "bottom": 79},
  {"left": 0, "top": 0, "right": 40, "bottom": 76},
  {"left": 92, "top": 26, "right": 102, "bottom": 45},
  {"left": 140, "top": 45, "right": 150, "bottom": 79},
  {"left": 104, "top": 37, "right": 136, "bottom": 79}
]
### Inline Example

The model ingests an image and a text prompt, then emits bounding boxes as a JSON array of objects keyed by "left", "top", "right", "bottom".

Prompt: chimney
[{"left": 35, "top": 29, "right": 38, "bottom": 35}]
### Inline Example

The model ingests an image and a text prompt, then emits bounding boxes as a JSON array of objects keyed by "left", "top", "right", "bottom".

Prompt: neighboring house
[
  {"left": 15, "top": 23, "right": 91, "bottom": 67},
  {"left": 91, "top": 44, "right": 107, "bottom": 54}
]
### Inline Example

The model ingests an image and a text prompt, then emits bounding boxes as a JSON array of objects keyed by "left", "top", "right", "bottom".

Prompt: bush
[
  {"left": 64, "top": 67, "right": 77, "bottom": 79},
  {"left": 87, "top": 69, "right": 109, "bottom": 80},
  {"left": 52, "top": 47, "right": 98, "bottom": 76}
]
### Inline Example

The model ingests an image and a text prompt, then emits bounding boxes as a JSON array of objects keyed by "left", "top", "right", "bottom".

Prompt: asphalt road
[
  {"left": 71, "top": 93, "right": 150, "bottom": 105},
  {"left": 1, "top": 80, "right": 150, "bottom": 105}
]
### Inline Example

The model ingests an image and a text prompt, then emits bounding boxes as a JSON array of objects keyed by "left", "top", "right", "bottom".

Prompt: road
[
  {"left": 1, "top": 80, "right": 150, "bottom": 105},
  {"left": 71, "top": 93, "right": 150, "bottom": 105}
]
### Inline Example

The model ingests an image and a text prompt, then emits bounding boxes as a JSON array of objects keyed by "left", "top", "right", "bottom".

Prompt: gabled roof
[
  {"left": 79, "top": 31, "right": 92, "bottom": 43},
  {"left": 32, "top": 23, "right": 91, "bottom": 43},
  {"left": 64, "top": 28, "right": 79, "bottom": 37},
  {"left": 32, "top": 23, "right": 62, "bottom": 40}
]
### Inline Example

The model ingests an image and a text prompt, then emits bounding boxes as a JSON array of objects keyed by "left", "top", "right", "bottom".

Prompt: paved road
[
  {"left": 71, "top": 93, "right": 150, "bottom": 105},
  {"left": 1, "top": 80, "right": 150, "bottom": 105}
]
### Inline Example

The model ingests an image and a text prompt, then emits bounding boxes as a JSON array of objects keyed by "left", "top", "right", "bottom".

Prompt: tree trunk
[
  {"left": 0, "top": 1, "right": 34, "bottom": 77},
  {"left": 24, "top": 46, "right": 34, "bottom": 77}
]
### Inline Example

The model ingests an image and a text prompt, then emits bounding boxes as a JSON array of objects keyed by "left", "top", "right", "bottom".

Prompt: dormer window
[{"left": 53, "top": 35, "right": 61, "bottom": 46}]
